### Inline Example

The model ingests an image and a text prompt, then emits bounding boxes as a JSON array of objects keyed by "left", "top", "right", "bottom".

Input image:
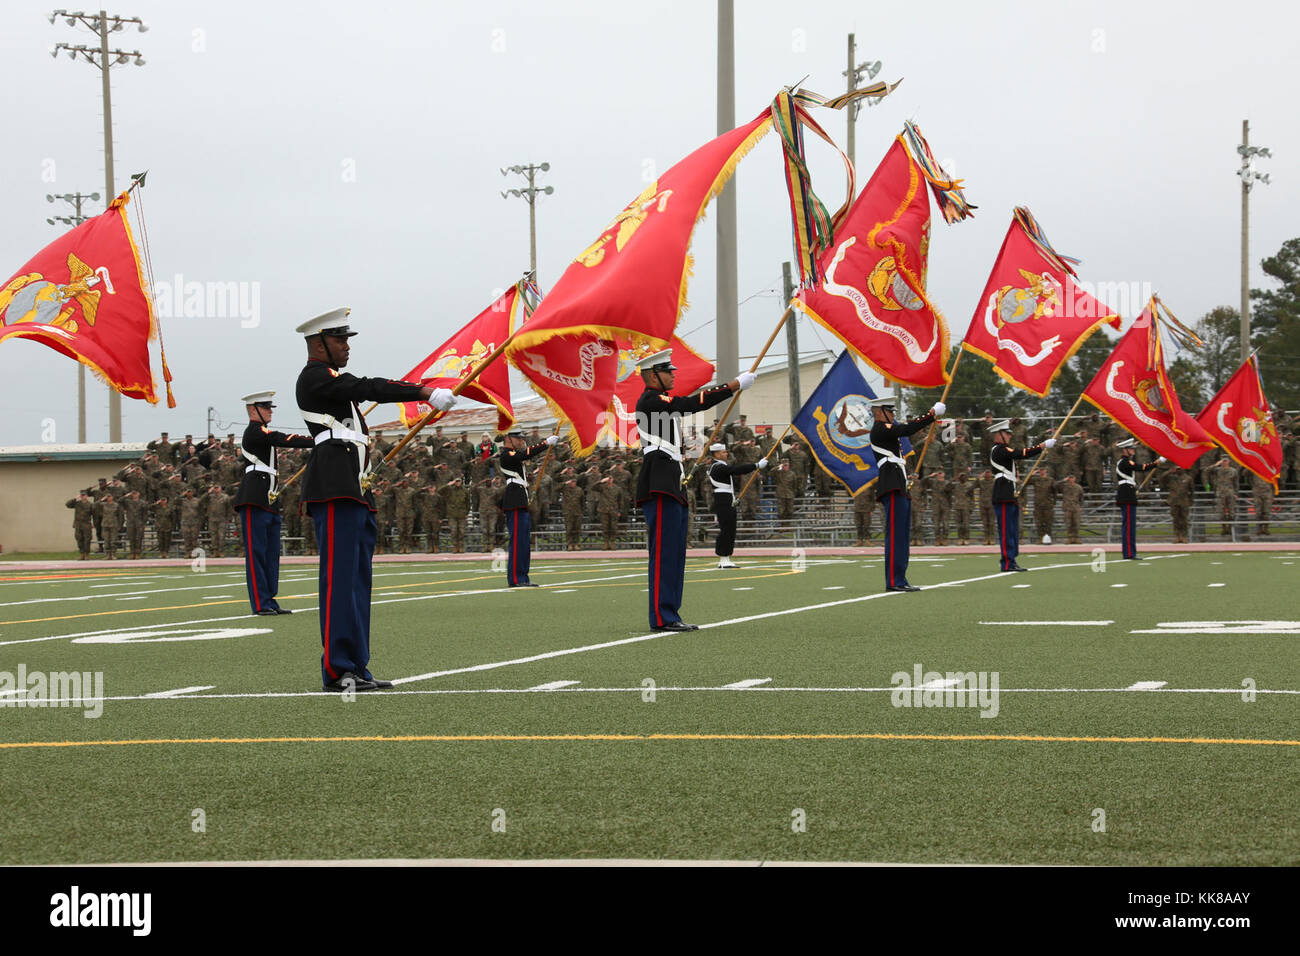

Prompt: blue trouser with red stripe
[
  {"left": 505, "top": 507, "right": 532, "bottom": 586},
  {"left": 642, "top": 493, "right": 688, "bottom": 627},
  {"left": 995, "top": 501, "right": 1020, "bottom": 570},
  {"left": 310, "top": 499, "right": 377, "bottom": 684},
  {"left": 237, "top": 505, "right": 282, "bottom": 613},
  {"left": 1119, "top": 502, "right": 1138, "bottom": 558},
  {"left": 880, "top": 491, "right": 912, "bottom": 589}
]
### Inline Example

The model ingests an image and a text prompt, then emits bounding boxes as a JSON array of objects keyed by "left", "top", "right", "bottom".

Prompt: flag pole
[
  {"left": 372, "top": 330, "right": 520, "bottom": 475},
  {"left": 734, "top": 422, "right": 794, "bottom": 501},
  {"left": 1015, "top": 393, "right": 1086, "bottom": 498},
  {"left": 685, "top": 304, "right": 794, "bottom": 482},
  {"left": 909, "top": 346, "right": 964, "bottom": 482},
  {"left": 1137, "top": 465, "right": 1161, "bottom": 492},
  {"left": 530, "top": 423, "right": 563, "bottom": 496}
]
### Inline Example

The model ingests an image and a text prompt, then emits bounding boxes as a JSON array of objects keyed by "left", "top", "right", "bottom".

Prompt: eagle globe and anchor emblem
[{"left": 0, "top": 253, "right": 115, "bottom": 336}]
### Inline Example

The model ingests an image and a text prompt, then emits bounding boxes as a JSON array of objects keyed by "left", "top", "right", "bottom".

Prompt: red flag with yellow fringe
[
  {"left": 506, "top": 110, "right": 773, "bottom": 453},
  {"left": 396, "top": 282, "right": 528, "bottom": 432},
  {"left": 0, "top": 189, "right": 173, "bottom": 405},
  {"left": 963, "top": 208, "right": 1121, "bottom": 397},
  {"left": 791, "top": 124, "right": 973, "bottom": 388},
  {"left": 509, "top": 111, "right": 773, "bottom": 355},
  {"left": 1195, "top": 355, "right": 1283, "bottom": 488},
  {"left": 1082, "top": 299, "right": 1213, "bottom": 468},
  {"left": 602, "top": 336, "right": 715, "bottom": 447}
]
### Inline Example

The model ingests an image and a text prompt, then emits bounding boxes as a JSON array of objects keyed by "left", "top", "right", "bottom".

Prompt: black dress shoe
[
  {"left": 322, "top": 672, "right": 377, "bottom": 692},
  {"left": 904, "top": 585, "right": 922, "bottom": 591},
  {"left": 1010, "top": 564, "right": 1029, "bottom": 572},
  {"left": 655, "top": 622, "right": 698, "bottom": 632},
  {"left": 274, "top": 607, "right": 293, "bottom": 614},
  {"left": 366, "top": 676, "right": 394, "bottom": 689},
  {"left": 255, "top": 608, "right": 279, "bottom": 616},
  {"left": 885, "top": 585, "right": 910, "bottom": 592}
]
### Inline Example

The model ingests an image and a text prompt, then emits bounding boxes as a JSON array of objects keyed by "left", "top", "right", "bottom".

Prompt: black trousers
[{"left": 712, "top": 493, "right": 736, "bottom": 557}]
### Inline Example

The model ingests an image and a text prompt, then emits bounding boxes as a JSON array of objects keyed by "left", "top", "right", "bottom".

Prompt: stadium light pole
[
  {"left": 500, "top": 163, "right": 553, "bottom": 282},
  {"left": 46, "top": 190, "right": 100, "bottom": 443},
  {"left": 716, "top": 0, "right": 739, "bottom": 417},
  {"left": 1237, "top": 121, "right": 1271, "bottom": 364},
  {"left": 49, "top": 8, "right": 148, "bottom": 444}
]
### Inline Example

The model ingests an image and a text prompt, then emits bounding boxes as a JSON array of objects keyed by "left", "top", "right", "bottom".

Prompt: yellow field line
[{"left": 2, "top": 731, "right": 1295, "bottom": 751}]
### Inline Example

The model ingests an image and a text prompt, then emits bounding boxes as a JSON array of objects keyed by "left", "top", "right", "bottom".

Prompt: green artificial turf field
[{"left": 0, "top": 550, "right": 1295, "bottom": 865}]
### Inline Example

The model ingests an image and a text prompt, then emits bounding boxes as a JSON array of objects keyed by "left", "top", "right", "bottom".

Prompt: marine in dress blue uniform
[
  {"left": 497, "top": 430, "right": 559, "bottom": 587},
  {"left": 294, "top": 308, "right": 453, "bottom": 692},
  {"left": 232, "top": 390, "right": 314, "bottom": 616},
  {"left": 707, "top": 443, "right": 765, "bottom": 568},
  {"left": 634, "top": 350, "right": 751, "bottom": 631},
  {"left": 1114, "top": 438, "right": 1162, "bottom": 560},
  {"left": 868, "top": 395, "right": 942, "bottom": 592},
  {"left": 988, "top": 419, "right": 1054, "bottom": 572}
]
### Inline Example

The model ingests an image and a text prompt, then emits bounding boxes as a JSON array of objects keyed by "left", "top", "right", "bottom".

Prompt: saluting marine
[
  {"left": 1114, "top": 437, "right": 1163, "bottom": 560},
  {"left": 497, "top": 429, "right": 559, "bottom": 587},
  {"left": 988, "top": 418, "right": 1055, "bottom": 572},
  {"left": 295, "top": 308, "right": 453, "bottom": 692},
  {"left": 233, "top": 390, "right": 314, "bottom": 616},
  {"left": 869, "top": 394, "right": 944, "bottom": 592},
  {"left": 635, "top": 349, "right": 753, "bottom": 631},
  {"left": 707, "top": 442, "right": 767, "bottom": 569}
]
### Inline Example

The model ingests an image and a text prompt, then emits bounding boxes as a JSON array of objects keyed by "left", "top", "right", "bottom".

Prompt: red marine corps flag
[
  {"left": 507, "top": 109, "right": 774, "bottom": 452},
  {"left": 791, "top": 123, "right": 974, "bottom": 389},
  {"left": 963, "top": 208, "right": 1121, "bottom": 397},
  {"left": 396, "top": 281, "right": 529, "bottom": 432},
  {"left": 603, "top": 336, "right": 714, "bottom": 447},
  {"left": 1195, "top": 354, "right": 1283, "bottom": 488},
  {"left": 0, "top": 185, "right": 174, "bottom": 405},
  {"left": 1082, "top": 298, "right": 1213, "bottom": 468}
]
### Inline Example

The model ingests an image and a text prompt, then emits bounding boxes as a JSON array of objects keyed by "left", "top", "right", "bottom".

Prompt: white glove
[
  {"left": 1156, "top": 456, "right": 1167, "bottom": 464},
  {"left": 545, "top": 435, "right": 559, "bottom": 446},
  {"left": 736, "top": 371, "right": 757, "bottom": 390},
  {"left": 1043, "top": 438, "right": 1057, "bottom": 449},
  {"left": 428, "top": 388, "right": 455, "bottom": 412},
  {"left": 932, "top": 401, "right": 946, "bottom": 416},
  {"left": 757, "top": 458, "right": 769, "bottom": 469}
]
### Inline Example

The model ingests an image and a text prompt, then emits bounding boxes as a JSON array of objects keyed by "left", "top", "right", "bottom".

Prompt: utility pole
[
  {"left": 716, "top": 0, "right": 739, "bottom": 416},
  {"left": 46, "top": 189, "right": 100, "bottom": 443},
  {"left": 500, "top": 163, "right": 553, "bottom": 281},
  {"left": 783, "top": 261, "right": 799, "bottom": 421},
  {"left": 50, "top": 7, "right": 148, "bottom": 444},
  {"left": 1237, "top": 121, "right": 1271, "bottom": 362},
  {"left": 843, "top": 36, "right": 889, "bottom": 400}
]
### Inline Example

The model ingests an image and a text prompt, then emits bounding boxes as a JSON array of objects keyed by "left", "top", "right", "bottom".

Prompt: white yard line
[
  {"left": 391, "top": 560, "right": 1103, "bottom": 686},
  {"left": 721, "top": 678, "right": 772, "bottom": 689},
  {"left": 1125, "top": 681, "right": 1168, "bottom": 691},
  {"left": 143, "top": 685, "right": 217, "bottom": 698},
  {"left": 527, "top": 680, "right": 581, "bottom": 691},
  {"left": 979, "top": 621, "right": 1114, "bottom": 626},
  {"left": 21, "top": 683, "right": 1300, "bottom": 707}
]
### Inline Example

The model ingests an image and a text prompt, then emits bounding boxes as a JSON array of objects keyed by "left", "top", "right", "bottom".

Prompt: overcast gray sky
[{"left": 1, "top": 0, "right": 1295, "bottom": 445}]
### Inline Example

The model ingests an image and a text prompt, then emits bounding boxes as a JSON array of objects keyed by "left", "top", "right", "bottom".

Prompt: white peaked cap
[
  {"left": 295, "top": 308, "right": 354, "bottom": 337},
  {"left": 637, "top": 349, "right": 675, "bottom": 372},
  {"left": 241, "top": 390, "right": 275, "bottom": 405}
]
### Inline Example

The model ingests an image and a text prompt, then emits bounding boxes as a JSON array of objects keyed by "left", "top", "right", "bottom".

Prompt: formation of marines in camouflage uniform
[{"left": 63, "top": 407, "right": 1299, "bottom": 558}]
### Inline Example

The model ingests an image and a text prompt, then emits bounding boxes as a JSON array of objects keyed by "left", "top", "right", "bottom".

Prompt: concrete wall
[{"left": 0, "top": 450, "right": 142, "bottom": 553}]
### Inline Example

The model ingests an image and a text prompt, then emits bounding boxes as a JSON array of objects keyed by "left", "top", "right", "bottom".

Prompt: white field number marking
[
  {"left": 72, "top": 627, "right": 274, "bottom": 645},
  {"left": 1131, "top": 621, "right": 1300, "bottom": 636}
]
